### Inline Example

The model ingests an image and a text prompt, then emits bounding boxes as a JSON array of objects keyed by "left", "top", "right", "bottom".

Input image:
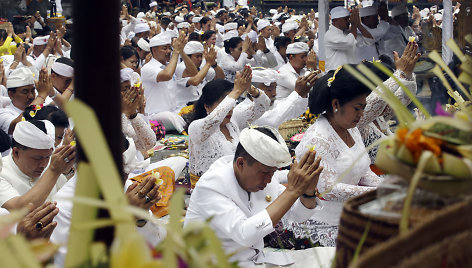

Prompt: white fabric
[
  {"left": 188, "top": 94, "right": 270, "bottom": 176},
  {"left": 257, "top": 20, "right": 270, "bottom": 31},
  {"left": 222, "top": 30, "right": 238, "bottom": 41},
  {"left": 224, "top": 22, "right": 237, "bottom": 31},
  {"left": 174, "top": 60, "right": 215, "bottom": 110},
  {"left": 356, "top": 20, "right": 390, "bottom": 62},
  {"left": 33, "top": 35, "right": 48, "bottom": 46},
  {"left": 183, "top": 41, "right": 204, "bottom": 55},
  {"left": 251, "top": 69, "right": 278, "bottom": 84},
  {"left": 218, "top": 51, "right": 250, "bottom": 83},
  {"left": 234, "top": 91, "right": 308, "bottom": 129},
  {"left": 149, "top": 33, "right": 171, "bottom": 47},
  {"left": 149, "top": 1, "right": 157, "bottom": 7},
  {"left": 276, "top": 62, "right": 307, "bottom": 99},
  {"left": 185, "top": 155, "right": 321, "bottom": 266},
  {"left": 330, "top": 7, "right": 350, "bottom": 19},
  {"left": 286, "top": 42, "right": 309, "bottom": 54},
  {"left": 120, "top": 68, "right": 133, "bottom": 82},
  {"left": 177, "top": 22, "right": 190, "bottom": 29},
  {"left": 0, "top": 103, "right": 22, "bottom": 134},
  {"left": 360, "top": 6, "right": 378, "bottom": 17},
  {"left": 295, "top": 115, "right": 381, "bottom": 225},
  {"left": 192, "top": 17, "right": 202, "bottom": 23},
  {"left": 13, "top": 120, "right": 55, "bottom": 150},
  {"left": 137, "top": 12, "right": 145, "bottom": 19},
  {"left": 0, "top": 153, "right": 67, "bottom": 207},
  {"left": 6, "top": 67, "right": 34, "bottom": 88},
  {"left": 134, "top": 23, "right": 150, "bottom": 34},
  {"left": 282, "top": 21, "right": 298, "bottom": 33},
  {"left": 382, "top": 25, "right": 416, "bottom": 61},
  {"left": 123, "top": 138, "right": 150, "bottom": 174},
  {"left": 434, "top": 13, "right": 443, "bottom": 21},
  {"left": 324, "top": 25, "right": 362, "bottom": 72},
  {"left": 141, "top": 58, "right": 177, "bottom": 114},
  {"left": 137, "top": 38, "right": 150, "bottom": 52},
  {"left": 175, "top": 16, "right": 184, "bottom": 23},
  {"left": 51, "top": 62, "right": 73, "bottom": 78},
  {"left": 391, "top": 4, "right": 408, "bottom": 17},
  {"left": 239, "top": 126, "right": 291, "bottom": 168}
]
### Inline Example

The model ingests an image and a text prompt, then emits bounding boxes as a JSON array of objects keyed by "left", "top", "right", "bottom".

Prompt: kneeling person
[{"left": 184, "top": 126, "right": 323, "bottom": 266}]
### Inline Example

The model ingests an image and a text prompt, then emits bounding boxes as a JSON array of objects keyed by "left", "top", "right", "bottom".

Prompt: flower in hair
[{"left": 327, "top": 66, "right": 343, "bottom": 87}]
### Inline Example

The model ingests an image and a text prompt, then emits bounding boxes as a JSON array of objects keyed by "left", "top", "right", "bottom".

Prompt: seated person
[
  {"left": 185, "top": 126, "right": 323, "bottom": 266},
  {"left": 0, "top": 119, "right": 75, "bottom": 210}
]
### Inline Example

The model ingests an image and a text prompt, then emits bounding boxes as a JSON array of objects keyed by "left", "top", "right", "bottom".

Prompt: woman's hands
[
  {"left": 121, "top": 85, "right": 141, "bottom": 118},
  {"left": 394, "top": 41, "right": 420, "bottom": 79},
  {"left": 229, "top": 65, "right": 252, "bottom": 100}
]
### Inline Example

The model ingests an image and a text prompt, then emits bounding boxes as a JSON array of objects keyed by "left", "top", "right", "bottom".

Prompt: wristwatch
[{"left": 302, "top": 189, "right": 320, "bottom": 199}]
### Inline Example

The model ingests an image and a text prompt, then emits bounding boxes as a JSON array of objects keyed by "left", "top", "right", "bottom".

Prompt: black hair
[
  {"left": 13, "top": 23, "right": 26, "bottom": 34},
  {"left": 233, "top": 127, "right": 278, "bottom": 164},
  {"left": 274, "top": 36, "right": 292, "bottom": 51},
  {"left": 23, "top": 105, "right": 69, "bottom": 128},
  {"left": 16, "top": 42, "right": 30, "bottom": 52},
  {"left": 184, "top": 14, "right": 193, "bottom": 22},
  {"left": 224, "top": 36, "right": 242, "bottom": 54},
  {"left": 200, "top": 17, "right": 211, "bottom": 25},
  {"left": 11, "top": 120, "right": 47, "bottom": 150},
  {"left": 190, "top": 79, "right": 234, "bottom": 123},
  {"left": 309, "top": 64, "right": 372, "bottom": 115},
  {"left": 188, "top": 32, "right": 201, "bottom": 42},
  {"left": 216, "top": 10, "right": 227, "bottom": 18},
  {"left": 202, "top": 30, "right": 216, "bottom": 42},
  {"left": 120, "top": 45, "right": 139, "bottom": 67},
  {"left": 161, "top": 17, "right": 171, "bottom": 25}
]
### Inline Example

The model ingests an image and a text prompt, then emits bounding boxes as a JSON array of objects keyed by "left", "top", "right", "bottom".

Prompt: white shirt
[
  {"left": 356, "top": 21, "right": 390, "bottom": 62},
  {"left": 295, "top": 116, "right": 381, "bottom": 225},
  {"left": 188, "top": 94, "right": 270, "bottom": 176},
  {"left": 276, "top": 62, "right": 306, "bottom": 99},
  {"left": 273, "top": 50, "right": 287, "bottom": 71},
  {"left": 0, "top": 103, "right": 22, "bottom": 134},
  {"left": 233, "top": 91, "right": 308, "bottom": 128},
  {"left": 0, "top": 153, "right": 67, "bottom": 207},
  {"left": 324, "top": 25, "right": 371, "bottom": 72},
  {"left": 184, "top": 155, "right": 321, "bottom": 266},
  {"left": 218, "top": 51, "right": 250, "bottom": 83},
  {"left": 141, "top": 58, "right": 178, "bottom": 115},
  {"left": 174, "top": 60, "right": 215, "bottom": 110}
]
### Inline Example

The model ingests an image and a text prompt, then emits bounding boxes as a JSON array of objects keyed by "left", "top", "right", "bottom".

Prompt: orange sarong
[{"left": 130, "top": 166, "right": 175, "bottom": 218}]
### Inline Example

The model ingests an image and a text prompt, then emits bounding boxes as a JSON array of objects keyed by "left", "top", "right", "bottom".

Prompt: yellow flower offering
[
  {"left": 70, "top": 141, "right": 76, "bottom": 146},
  {"left": 29, "top": 111, "right": 36, "bottom": 117},
  {"left": 307, "top": 144, "right": 316, "bottom": 152},
  {"left": 409, "top": 36, "right": 415, "bottom": 42},
  {"left": 151, "top": 170, "right": 164, "bottom": 186},
  {"left": 134, "top": 82, "right": 141, "bottom": 88}
]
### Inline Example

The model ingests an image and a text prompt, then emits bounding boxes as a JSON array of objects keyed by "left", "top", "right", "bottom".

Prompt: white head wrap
[
  {"left": 360, "top": 6, "right": 378, "bottom": 17},
  {"left": 137, "top": 12, "right": 145, "bottom": 19},
  {"left": 51, "top": 61, "right": 74, "bottom": 78},
  {"left": 163, "top": 12, "right": 171, "bottom": 16},
  {"left": 216, "top": 24, "right": 225, "bottom": 33},
  {"left": 123, "top": 138, "right": 150, "bottom": 174},
  {"left": 223, "top": 30, "right": 238, "bottom": 41},
  {"left": 165, "top": 30, "right": 178, "bottom": 39},
  {"left": 137, "top": 38, "right": 150, "bottom": 52},
  {"left": 434, "top": 13, "right": 443, "bottom": 21},
  {"left": 282, "top": 21, "right": 298, "bottom": 33},
  {"left": 391, "top": 4, "right": 408, "bottom": 17},
  {"left": 149, "top": 1, "right": 157, "bottom": 7},
  {"left": 33, "top": 35, "right": 49, "bottom": 46},
  {"left": 269, "top": 9, "right": 277, "bottom": 15},
  {"left": 192, "top": 16, "right": 202, "bottom": 23},
  {"left": 6, "top": 67, "right": 35, "bottom": 88},
  {"left": 242, "top": 31, "right": 257, "bottom": 43},
  {"left": 134, "top": 23, "right": 150, "bottom": 34},
  {"left": 361, "top": 0, "right": 375, "bottom": 7},
  {"left": 239, "top": 126, "right": 292, "bottom": 168},
  {"left": 420, "top": 9, "right": 429, "bottom": 18},
  {"left": 184, "top": 41, "right": 204, "bottom": 55},
  {"left": 286, "top": 42, "right": 309, "bottom": 55},
  {"left": 120, "top": 68, "right": 134, "bottom": 83},
  {"left": 252, "top": 69, "right": 278, "bottom": 86},
  {"left": 257, "top": 20, "right": 270, "bottom": 31},
  {"left": 330, "top": 7, "right": 350, "bottom": 19},
  {"left": 177, "top": 22, "right": 190, "bottom": 29},
  {"left": 149, "top": 33, "right": 172, "bottom": 47},
  {"left": 224, "top": 22, "right": 238, "bottom": 31},
  {"left": 13, "top": 120, "right": 55, "bottom": 150},
  {"left": 175, "top": 16, "right": 184, "bottom": 23}
]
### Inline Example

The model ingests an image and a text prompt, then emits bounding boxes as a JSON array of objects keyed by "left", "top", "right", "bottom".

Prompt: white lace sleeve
[
  {"left": 129, "top": 114, "right": 156, "bottom": 153},
  {"left": 383, "top": 73, "right": 417, "bottom": 120},
  {"left": 233, "top": 92, "right": 271, "bottom": 130},
  {"left": 359, "top": 170, "right": 383, "bottom": 187},
  {"left": 188, "top": 96, "right": 236, "bottom": 144},
  {"left": 218, "top": 52, "right": 249, "bottom": 73}
]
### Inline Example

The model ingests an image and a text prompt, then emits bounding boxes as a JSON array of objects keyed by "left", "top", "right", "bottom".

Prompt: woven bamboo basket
[
  {"left": 349, "top": 196, "right": 472, "bottom": 268},
  {"left": 278, "top": 119, "right": 308, "bottom": 141}
]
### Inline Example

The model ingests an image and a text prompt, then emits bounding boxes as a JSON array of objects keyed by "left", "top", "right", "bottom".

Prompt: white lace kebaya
[{"left": 188, "top": 93, "right": 270, "bottom": 177}]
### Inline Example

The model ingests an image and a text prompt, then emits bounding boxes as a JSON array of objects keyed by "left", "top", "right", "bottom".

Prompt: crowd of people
[{"left": 0, "top": 0, "right": 466, "bottom": 266}]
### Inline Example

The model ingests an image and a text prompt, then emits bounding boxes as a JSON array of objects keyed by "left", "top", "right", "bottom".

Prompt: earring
[{"left": 335, "top": 108, "right": 338, "bottom": 113}]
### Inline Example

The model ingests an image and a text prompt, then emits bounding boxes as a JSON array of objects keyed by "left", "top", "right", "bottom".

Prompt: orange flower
[{"left": 398, "top": 128, "right": 443, "bottom": 163}]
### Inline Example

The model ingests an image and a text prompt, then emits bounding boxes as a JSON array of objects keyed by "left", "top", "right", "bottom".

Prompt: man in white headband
[
  {"left": 133, "top": 23, "right": 151, "bottom": 39},
  {"left": 0, "top": 67, "right": 50, "bottom": 136},
  {"left": 174, "top": 41, "right": 224, "bottom": 110},
  {"left": 0, "top": 119, "right": 75, "bottom": 210},
  {"left": 257, "top": 19, "right": 275, "bottom": 51},
  {"left": 234, "top": 68, "right": 315, "bottom": 128},
  {"left": 356, "top": 4, "right": 390, "bottom": 62},
  {"left": 46, "top": 57, "right": 74, "bottom": 106},
  {"left": 383, "top": 4, "right": 417, "bottom": 61},
  {"left": 276, "top": 42, "right": 317, "bottom": 99},
  {"left": 141, "top": 32, "right": 197, "bottom": 133},
  {"left": 325, "top": 6, "right": 373, "bottom": 71},
  {"left": 136, "top": 38, "right": 150, "bottom": 68},
  {"left": 281, "top": 21, "right": 299, "bottom": 41},
  {"left": 185, "top": 126, "right": 322, "bottom": 266}
]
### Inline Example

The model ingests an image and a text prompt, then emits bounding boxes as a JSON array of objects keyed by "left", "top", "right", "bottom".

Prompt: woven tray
[{"left": 278, "top": 119, "right": 309, "bottom": 141}]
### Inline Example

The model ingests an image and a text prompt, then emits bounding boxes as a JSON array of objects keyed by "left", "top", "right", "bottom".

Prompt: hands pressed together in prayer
[
  {"left": 49, "top": 145, "right": 76, "bottom": 175},
  {"left": 394, "top": 41, "right": 421, "bottom": 79},
  {"left": 122, "top": 84, "right": 144, "bottom": 119},
  {"left": 295, "top": 71, "right": 319, "bottom": 98},
  {"left": 230, "top": 65, "right": 254, "bottom": 100},
  {"left": 287, "top": 150, "right": 323, "bottom": 199}
]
